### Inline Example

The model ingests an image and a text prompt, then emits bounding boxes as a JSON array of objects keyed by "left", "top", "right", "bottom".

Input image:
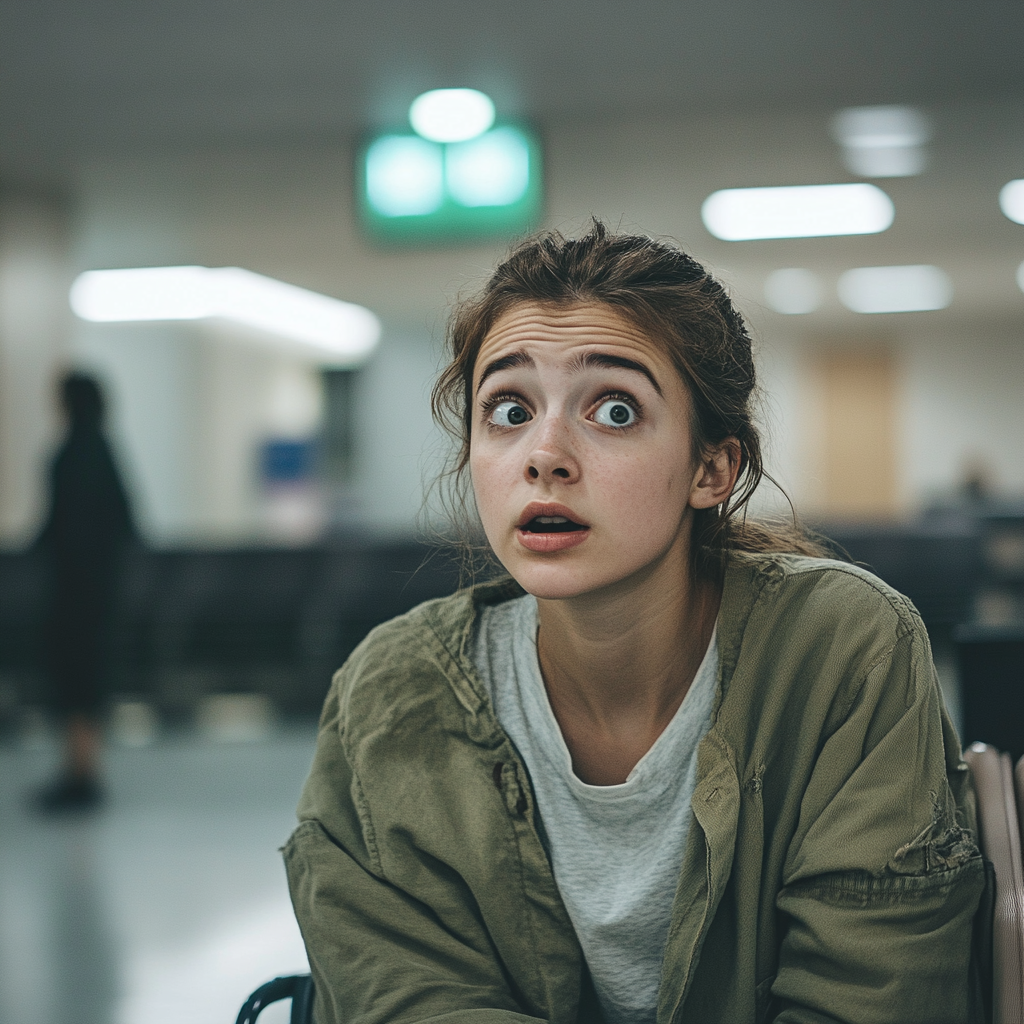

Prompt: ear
[{"left": 688, "top": 438, "right": 742, "bottom": 510}]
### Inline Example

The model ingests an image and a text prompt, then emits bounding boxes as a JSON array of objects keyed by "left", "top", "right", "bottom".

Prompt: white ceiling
[{"left": 3, "top": 0, "right": 1024, "bottom": 185}]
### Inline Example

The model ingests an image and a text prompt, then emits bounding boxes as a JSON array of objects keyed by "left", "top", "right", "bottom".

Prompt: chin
[
  {"left": 499, "top": 555, "right": 624, "bottom": 602},
  {"left": 496, "top": 532, "right": 691, "bottom": 603}
]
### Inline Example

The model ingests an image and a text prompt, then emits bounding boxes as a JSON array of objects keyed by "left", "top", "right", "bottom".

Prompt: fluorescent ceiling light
[
  {"left": 70, "top": 267, "right": 381, "bottom": 365},
  {"left": 445, "top": 128, "right": 530, "bottom": 206},
  {"left": 764, "top": 268, "right": 823, "bottom": 314},
  {"left": 831, "top": 105, "right": 931, "bottom": 178},
  {"left": 837, "top": 265, "right": 952, "bottom": 314},
  {"left": 1016, "top": 259, "right": 1024, "bottom": 294},
  {"left": 409, "top": 89, "right": 495, "bottom": 143},
  {"left": 999, "top": 180, "right": 1024, "bottom": 225},
  {"left": 702, "top": 183, "right": 894, "bottom": 241},
  {"left": 365, "top": 136, "right": 443, "bottom": 216}
]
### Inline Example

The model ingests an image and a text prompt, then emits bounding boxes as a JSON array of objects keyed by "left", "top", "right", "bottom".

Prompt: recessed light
[
  {"left": 831, "top": 105, "right": 931, "bottom": 178},
  {"left": 702, "top": 183, "right": 894, "bottom": 241},
  {"left": 764, "top": 269, "right": 823, "bottom": 314},
  {"left": 70, "top": 267, "right": 380, "bottom": 364},
  {"left": 999, "top": 180, "right": 1024, "bottom": 225},
  {"left": 837, "top": 265, "right": 952, "bottom": 314},
  {"left": 409, "top": 89, "right": 495, "bottom": 144}
]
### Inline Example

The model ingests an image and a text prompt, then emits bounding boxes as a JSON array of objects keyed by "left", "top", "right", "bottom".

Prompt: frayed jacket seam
[{"left": 781, "top": 857, "right": 985, "bottom": 903}]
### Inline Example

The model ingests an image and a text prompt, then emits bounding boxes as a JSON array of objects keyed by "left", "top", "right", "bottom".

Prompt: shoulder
[
  {"left": 721, "top": 552, "right": 929, "bottom": 688},
  {"left": 728, "top": 550, "right": 921, "bottom": 636},
  {"left": 330, "top": 576, "right": 523, "bottom": 745},
  {"left": 716, "top": 553, "right": 941, "bottom": 766}
]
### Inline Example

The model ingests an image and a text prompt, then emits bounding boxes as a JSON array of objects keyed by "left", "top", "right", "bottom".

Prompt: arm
[
  {"left": 769, "top": 621, "right": 986, "bottom": 1024},
  {"left": 285, "top": 822, "right": 546, "bottom": 1024},
  {"left": 284, "top": 675, "right": 549, "bottom": 1024}
]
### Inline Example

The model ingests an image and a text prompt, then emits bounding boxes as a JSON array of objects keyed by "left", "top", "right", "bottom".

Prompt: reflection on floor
[{"left": 0, "top": 726, "right": 316, "bottom": 1024}]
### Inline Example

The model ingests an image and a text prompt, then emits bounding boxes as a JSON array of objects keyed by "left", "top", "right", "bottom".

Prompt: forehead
[{"left": 474, "top": 302, "right": 673, "bottom": 388}]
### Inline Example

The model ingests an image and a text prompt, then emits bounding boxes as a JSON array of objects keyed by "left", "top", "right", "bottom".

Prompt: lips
[
  {"left": 516, "top": 502, "right": 589, "bottom": 532},
  {"left": 515, "top": 502, "right": 591, "bottom": 553}
]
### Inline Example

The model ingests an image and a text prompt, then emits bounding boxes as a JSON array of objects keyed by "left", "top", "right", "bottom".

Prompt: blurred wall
[
  {"left": 0, "top": 194, "right": 72, "bottom": 544},
  {"left": 1, "top": 99, "right": 1022, "bottom": 545}
]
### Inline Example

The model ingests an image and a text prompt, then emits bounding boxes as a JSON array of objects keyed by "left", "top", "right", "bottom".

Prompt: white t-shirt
[{"left": 471, "top": 594, "right": 719, "bottom": 1024}]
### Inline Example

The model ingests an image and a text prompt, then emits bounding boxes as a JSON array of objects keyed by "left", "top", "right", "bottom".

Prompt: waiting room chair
[
  {"left": 235, "top": 973, "right": 314, "bottom": 1024},
  {"left": 964, "top": 742, "right": 1024, "bottom": 1024},
  {"left": 1017, "top": 756, "right": 1024, "bottom": 851}
]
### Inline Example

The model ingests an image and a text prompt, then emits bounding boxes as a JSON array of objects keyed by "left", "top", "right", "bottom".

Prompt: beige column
[{"left": 0, "top": 193, "right": 73, "bottom": 545}]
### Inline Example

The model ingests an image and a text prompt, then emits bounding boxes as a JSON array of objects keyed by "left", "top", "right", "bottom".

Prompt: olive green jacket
[{"left": 285, "top": 553, "right": 986, "bottom": 1024}]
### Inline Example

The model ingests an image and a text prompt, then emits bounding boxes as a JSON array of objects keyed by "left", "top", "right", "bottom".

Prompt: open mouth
[{"left": 521, "top": 516, "right": 588, "bottom": 534}]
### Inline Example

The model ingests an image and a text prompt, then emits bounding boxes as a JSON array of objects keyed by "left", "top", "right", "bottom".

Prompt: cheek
[
  {"left": 592, "top": 442, "right": 692, "bottom": 524},
  {"left": 469, "top": 442, "right": 505, "bottom": 524}
]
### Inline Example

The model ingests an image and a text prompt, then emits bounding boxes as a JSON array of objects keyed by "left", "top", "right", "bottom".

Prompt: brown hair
[{"left": 431, "top": 221, "right": 826, "bottom": 575}]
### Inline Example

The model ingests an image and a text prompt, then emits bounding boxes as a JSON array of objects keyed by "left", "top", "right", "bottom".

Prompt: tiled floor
[{"left": 0, "top": 727, "right": 316, "bottom": 1024}]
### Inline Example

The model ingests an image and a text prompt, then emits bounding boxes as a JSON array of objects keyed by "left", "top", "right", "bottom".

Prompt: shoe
[{"left": 32, "top": 775, "right": 104, "bottom": 813}]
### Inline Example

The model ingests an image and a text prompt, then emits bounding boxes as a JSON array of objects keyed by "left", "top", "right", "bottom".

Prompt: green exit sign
[{"left": 357, "top": 124, "right": 543, "bottom": 244}]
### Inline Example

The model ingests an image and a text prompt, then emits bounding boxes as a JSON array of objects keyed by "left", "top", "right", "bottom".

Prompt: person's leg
[
  {"left": 66, "top": 712, "right": 102, "bottom": 780},
  {"left": 35, "top": 711, "right": 104, "bottom": 811},
  {"left": 34, "top": 603, "right": 107, "bottom": 812}
]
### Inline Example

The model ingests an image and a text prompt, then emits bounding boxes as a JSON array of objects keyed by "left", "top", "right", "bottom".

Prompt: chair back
[
  {"left": 1016, "top": 756, "right": 1024, "bottom": 854},
  {"left": 964, "top": 742, "right": 1024, "bottom": 1024},
  {"left": 235, "top": 974, "right": 314, "bottom": 1024}
]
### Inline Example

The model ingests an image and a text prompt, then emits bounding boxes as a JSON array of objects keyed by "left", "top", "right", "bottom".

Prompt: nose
[{"left": 525, "top": 417, "right": 580, "bottom": 484}]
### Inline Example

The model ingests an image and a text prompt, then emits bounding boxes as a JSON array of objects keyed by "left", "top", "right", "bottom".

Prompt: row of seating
[
  {"left": 0, "top": 540, "right": 466, "bottom": 717},
  {"left": 0, "top": 525, "right": 989, "bottom": 721}
]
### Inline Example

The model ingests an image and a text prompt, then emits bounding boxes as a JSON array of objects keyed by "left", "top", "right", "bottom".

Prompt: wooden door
[{"left": 807, "top": 347, "right": 900, "bottom": 518}]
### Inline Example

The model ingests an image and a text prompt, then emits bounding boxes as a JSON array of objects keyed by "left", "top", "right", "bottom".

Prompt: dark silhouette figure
[{"left": 33, "top": 372, "right": 136, "bottom": 811}]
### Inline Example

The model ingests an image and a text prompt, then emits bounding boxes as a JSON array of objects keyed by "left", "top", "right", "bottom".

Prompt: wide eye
[
  {"left": 593, "top": 399, "right": 637, "bottom": 427},
  {"left": 490, "top": 400, "right": 531, "bottom": 427}
]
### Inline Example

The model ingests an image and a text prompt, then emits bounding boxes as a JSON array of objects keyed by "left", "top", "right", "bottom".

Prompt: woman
[
  {"left": 286, "top": 224, "right": 985, "bottom": 1023},
  {"left": 34, "top": 371, "right": 136, "bottom": 811}
]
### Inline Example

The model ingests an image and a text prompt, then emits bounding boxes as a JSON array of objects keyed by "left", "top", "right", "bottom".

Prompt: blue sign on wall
[{"left": 261, "top": 439, "right": 317, "bottom": 484}]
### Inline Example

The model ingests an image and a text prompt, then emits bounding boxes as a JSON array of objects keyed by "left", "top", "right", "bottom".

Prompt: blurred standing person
[{"left": 33, "top": 371, "right": 136, "bottom": 812}]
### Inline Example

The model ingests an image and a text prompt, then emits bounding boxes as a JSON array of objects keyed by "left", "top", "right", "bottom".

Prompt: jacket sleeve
[
  {"left": 283, "top": 675, "right": 547, "bottom": 1024},
  {"left": 768, "top": 617, "right": 986, "bottom": 1024}
]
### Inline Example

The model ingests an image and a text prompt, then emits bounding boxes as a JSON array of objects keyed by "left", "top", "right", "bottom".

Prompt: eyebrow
[
  {"left": 571, "top": 351, "right": 663, "bottom": 396},
  {"left": 476, "top": 350, "right": 534, "bottom": 390},
  {"left": 476, "top": 349, "right": 663, "bottom": 396}
]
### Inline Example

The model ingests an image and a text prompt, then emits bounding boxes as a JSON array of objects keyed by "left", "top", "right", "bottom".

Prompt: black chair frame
[{"left": 235, "top": 973, "right": 314, "bottom": 1024}]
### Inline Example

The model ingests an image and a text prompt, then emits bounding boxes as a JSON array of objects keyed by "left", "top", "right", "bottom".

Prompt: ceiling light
[
  {"left": 999, "top": 180, "right": 1024, "bottom": 225},
  {"left": 702, "top": 183, "right": 894, "bottom": 241},
  {"left": 837, "top": 265, "right": 952, "bottom": 313},
  {"left": 764, "top": 269, "right": 823, "bottom": 314},
  {"left": 70, "top": 267, "right": 381, "bottom": 365},
  {"left": 365, "top": 136, "right": 444, "bottom": 217},
  {"left": 445, "top": 128, "right": 530, "bottom": 207},
  {"left": 831, "top": 105, "right": 931, "bottom": 178},
  {"left": 1016, "top": 260, "right": 1024, "bottom": 294},
  {"left": 409, "top": 89, "right": 495, "bottom": 143}
]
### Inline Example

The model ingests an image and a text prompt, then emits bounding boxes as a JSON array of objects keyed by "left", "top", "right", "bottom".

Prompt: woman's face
[{"left": 469, "top": 302, "right": 719, "bottom": 601}]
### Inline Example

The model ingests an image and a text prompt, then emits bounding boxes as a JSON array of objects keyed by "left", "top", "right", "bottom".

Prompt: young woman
[{"left": 285, "top": 224, "right": 985, "bottom": 1024}]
